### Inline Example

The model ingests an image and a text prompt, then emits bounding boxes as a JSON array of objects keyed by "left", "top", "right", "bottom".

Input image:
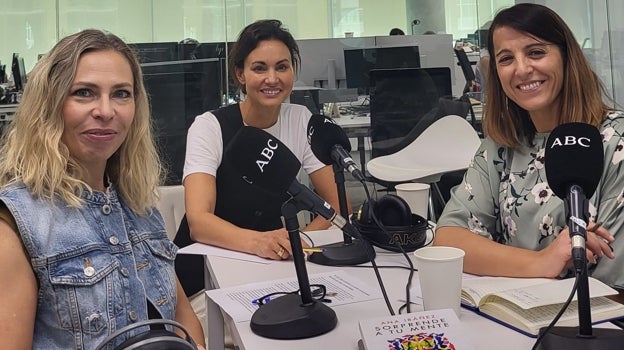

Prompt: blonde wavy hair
[
  {"left": 0, "top": 29, "right": 162, "bottom": 214},
  {"left": 483, "top": 3, "right": 611, "bottom": 148}
]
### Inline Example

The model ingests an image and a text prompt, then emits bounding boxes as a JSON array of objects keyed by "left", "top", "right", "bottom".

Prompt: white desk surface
[
  {"left": 333, "top": 115, "right": 370, "bottom": 129},
  {"left": 333, "top": 106, "right": 483, "bottom": 129},
  {"left": 204, "top": 229, "right": 542, "bottom": 350}
]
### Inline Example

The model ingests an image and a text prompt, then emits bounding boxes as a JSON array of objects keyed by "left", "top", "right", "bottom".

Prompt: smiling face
[
  {"left": 493, "top": 26, "right": 564, "bottom": 131},
  {"left": 61, "top": 49, "right": 135, "bottom": 180},
  {"left": 235, "top": 39, "right": 294, "bottom": 110}
]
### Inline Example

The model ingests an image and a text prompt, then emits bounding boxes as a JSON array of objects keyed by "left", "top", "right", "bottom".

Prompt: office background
[{"left": 1, "top": 0, "right": 623, "bottom": 106}]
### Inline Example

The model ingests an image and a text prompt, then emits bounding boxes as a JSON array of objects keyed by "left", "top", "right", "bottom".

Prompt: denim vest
[{"left": 0, "top": 183, "right": 178, "bottom": 350}]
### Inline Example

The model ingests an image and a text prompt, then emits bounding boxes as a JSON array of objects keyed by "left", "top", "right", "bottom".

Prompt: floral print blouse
[{"left": 437, "top": 110, "right": 624, "bottom": 288}]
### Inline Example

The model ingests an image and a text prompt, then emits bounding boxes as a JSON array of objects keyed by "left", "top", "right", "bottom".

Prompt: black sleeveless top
[{"left": 174, "top": 104, "right": 289, "bottom": 296}]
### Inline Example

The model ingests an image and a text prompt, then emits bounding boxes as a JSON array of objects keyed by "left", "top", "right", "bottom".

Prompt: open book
[{"left": 461, "top": 276, "right": 624, "bottom": 337}]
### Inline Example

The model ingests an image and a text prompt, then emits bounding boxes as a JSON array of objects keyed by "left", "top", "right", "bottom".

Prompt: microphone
[
  {"left": 307, "top": 114, "right": 366, "bottom": 182},
  {"left": 541, "top": 122, "right": 607, "bottom": 344},
  {"left": 226, "top": 125, "right": 340, "bottom": 339},
  {"left": 545, "top": 122, "right": 603, "bottom": 270},
  {"left": 225, "top": 125, "right": 362, "bottom": 240}
]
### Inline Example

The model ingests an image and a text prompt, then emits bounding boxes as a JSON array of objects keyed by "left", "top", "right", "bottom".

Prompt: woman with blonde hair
[{"left": 0, "top": 29, "right": 205, "bottom": 349}]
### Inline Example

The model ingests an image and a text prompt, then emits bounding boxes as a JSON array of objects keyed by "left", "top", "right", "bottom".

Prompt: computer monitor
[
  {"left": 129, "top": 42, "right": 179, "bottom": 63},
  {"left": 141, "top": 58, "right": 223, "bottom": 184},
  {"left": 12, "top": 53, "right": 27, "bottom": 91},
  {"left": 368, "top": 67, "right": 452, "bottom": 158},
  {"left": 295, "top": 36, "right": 376, "bottom": 88},
  {"left": 182, "top": 41, "right": 236, "bottom": 99},
  {"left": 344, "top": 46, "right": 421, "bottom": 95}
]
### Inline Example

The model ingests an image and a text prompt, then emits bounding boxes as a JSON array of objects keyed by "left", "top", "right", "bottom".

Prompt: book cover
[{"left": 358, "top": 308, "right": 475, "bottom": 349}]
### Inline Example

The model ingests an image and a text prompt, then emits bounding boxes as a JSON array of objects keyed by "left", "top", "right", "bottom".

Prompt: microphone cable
[
  {"left": 369, "top": 198, "right": 416, "bottom": 314},
  {"left": 530, "top": 274, "right": 580, "bottom": 350},
  {"left": 356, "top": 182, "right": 397, "bottom": 316},
  {"left": 360, "top": 181, "right": 417, "bottom": 315}
]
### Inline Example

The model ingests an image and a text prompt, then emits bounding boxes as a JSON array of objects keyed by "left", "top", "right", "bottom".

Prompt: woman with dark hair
[
  {"left": 389, "top": 28, "right": 405, "bottom": 35},
  {"left": 434, "top": 4, "right": 624, "bottom": 288},
  {"left": 178, "top": 19, "right": 342, "bottom": 269},
  {"left": 0, "top": 29, "right": 204, "bottom": 349}
]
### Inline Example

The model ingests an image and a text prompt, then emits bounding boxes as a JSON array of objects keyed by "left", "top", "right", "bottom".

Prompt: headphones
[
  {"left": 352, "top": 194, "right": 428, "bottom": 253},
  {"left": 95, "top": 319, "right": 197, "bottom": 350}
]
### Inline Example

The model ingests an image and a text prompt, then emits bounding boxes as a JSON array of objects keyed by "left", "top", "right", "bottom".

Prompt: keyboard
[{"left": 339, "top": 104, "right": 369, "bottom": 116}]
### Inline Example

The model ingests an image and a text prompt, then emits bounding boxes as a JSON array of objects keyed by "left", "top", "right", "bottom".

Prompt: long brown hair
[{"left": 483, "top": 3, "right": 610, "bottom": 148}]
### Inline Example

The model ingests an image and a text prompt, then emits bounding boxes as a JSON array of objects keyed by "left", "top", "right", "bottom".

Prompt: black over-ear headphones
[
  {"left": 95, "top": 319, "right": 198, "bottom": 350},
  {"left": 352, "top": 194, "right": 428, "bottom": 252}
]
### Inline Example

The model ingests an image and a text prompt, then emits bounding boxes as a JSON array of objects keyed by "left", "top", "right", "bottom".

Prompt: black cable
[
  {"left": 358, "top": 181, "right": 396, "bottom": 316},
  {"left": 531, "top": 275, "right": 580, "bottom": 350},
  {"left": 367, "top": 189, "right": 415, "bottom": 314},
  {"left": 300, "top": 231, "right": 315, "bottom": 247}
]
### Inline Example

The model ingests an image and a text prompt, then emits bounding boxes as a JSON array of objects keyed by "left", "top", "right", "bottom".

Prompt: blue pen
[{"left": 251, "top": 296, "right": 272, "bottom": 305}]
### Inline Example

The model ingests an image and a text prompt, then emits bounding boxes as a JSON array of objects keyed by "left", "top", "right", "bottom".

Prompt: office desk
[
  {"left": 204, "top": 229, "right": 540, "bottom": 350},
  {"left": 0, "top": 104, "right": 17, "bottom": 122}
]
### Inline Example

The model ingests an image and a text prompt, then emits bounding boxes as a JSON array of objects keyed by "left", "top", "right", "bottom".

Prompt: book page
[
  {"left": 480, "top": 295, "right": 624, "bottom": 336},
  {"left": 483, "top": 277, "right": 617, "bottom": 309},
  {"left": 461, "top": 276, "right": 550, "bottom": 307}
]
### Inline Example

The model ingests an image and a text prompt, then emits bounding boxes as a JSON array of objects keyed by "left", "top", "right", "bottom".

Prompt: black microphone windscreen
[
  {"left": 225, "top": 126, "right": 302, "bottom": 194},
  {"left": 545, "top": 122, "right": 604, "bottom": 198},
  {"left": 307, "top": 114, "right": 351, "bottom": 165}
]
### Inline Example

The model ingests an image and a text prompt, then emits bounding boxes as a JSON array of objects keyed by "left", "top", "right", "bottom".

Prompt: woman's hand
[
  {"left": 585, "top": 222, "right": 615, "bottom": 263},
  {"left": 538, "top": 222, "right": 615, "bottom": 277},
  {"left": 251, "top": 228, "right": 311, "bottom": 260}
]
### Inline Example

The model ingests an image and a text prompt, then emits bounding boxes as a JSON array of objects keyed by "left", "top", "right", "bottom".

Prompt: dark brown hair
[
  {"left": 483, "top": 3, "right": 610, "bottom": 147},
  {"left": 228, "top": 19, "right": 300, "bottom": 94}
]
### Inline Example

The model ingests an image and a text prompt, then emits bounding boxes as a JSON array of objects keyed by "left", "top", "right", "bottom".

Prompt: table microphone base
[
  {"left": 535, "top": 326, "right": 624, "bottom": 350},
  {"left": 250, "top": 293, "right": 337, "bottom": 339},
  {"left": 308, "top": 239, "right": 375, "bottom": 266}
]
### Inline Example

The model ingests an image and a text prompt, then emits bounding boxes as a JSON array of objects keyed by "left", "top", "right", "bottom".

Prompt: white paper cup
[
  {"left": 395, "top": 183, "right": 430, "bottom": 219},
  {"left": 413, "top": 246, "right": 465, "bottom": 316}
]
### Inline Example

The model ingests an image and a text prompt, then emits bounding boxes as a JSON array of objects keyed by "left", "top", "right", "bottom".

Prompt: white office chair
[
  {"left": 366, "top": 114, "right": 482, "bottom": 221},
  {"left": 156, "top": 184, "right": 225, "bottom": 347},
  {"left": 156, "top": 185, "right": 186, "bottom": 241}
]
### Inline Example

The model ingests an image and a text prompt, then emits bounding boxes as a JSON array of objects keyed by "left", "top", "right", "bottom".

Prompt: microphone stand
[
  {"left": 536, "top": 185, "right": 624, "bottom": 349},
  {"left": 308, "top": 163, "right": 375, "bottom": 266},
  {"left": 250, "top": 198, "right": 337, "bottom": 339}
]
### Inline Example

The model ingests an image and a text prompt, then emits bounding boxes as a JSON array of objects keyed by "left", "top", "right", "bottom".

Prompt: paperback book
[{"left": 358, "top": 308, "right": 475, "bottom": 349}]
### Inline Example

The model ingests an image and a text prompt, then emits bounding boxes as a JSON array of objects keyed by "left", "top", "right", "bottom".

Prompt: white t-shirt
[{"left": 183, "top": 103, "right": 325, "bottom": 181}]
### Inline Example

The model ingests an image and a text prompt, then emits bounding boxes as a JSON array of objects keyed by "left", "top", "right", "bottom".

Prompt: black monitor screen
[
  {"left": 129, "top": 42, "right": 179, "bottom": 63},
  {"left": 12, "top": 53, "right": 26, "bottom": 91},
  {"left": 181, "top": 42, "right": 236, "bottom": 98},
  {"left": 344, "top": 46, "right": 421, "bottom": 95},
  {"left": 368, "top": 67, "right": 452, "bottom": 158},
  {"left": 142, "top": 58, "right": 223, "bottom": 184}
]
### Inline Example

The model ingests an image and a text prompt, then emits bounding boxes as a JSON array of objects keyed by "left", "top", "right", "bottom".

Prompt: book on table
[
  {"left": 358, "top": 308, "right": 476, "bottom": 350},
  {"left": 460, "top": 275, "right": 624, "bottom": 337}
]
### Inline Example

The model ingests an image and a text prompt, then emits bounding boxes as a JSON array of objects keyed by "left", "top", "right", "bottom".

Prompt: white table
[{"left": 203, "top": 229, "right": 542, "bottom": 350}]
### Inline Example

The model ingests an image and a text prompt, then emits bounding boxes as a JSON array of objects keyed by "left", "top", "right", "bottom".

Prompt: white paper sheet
[{"left": 206, "top": 270, "right": 383, "bottom": 322}]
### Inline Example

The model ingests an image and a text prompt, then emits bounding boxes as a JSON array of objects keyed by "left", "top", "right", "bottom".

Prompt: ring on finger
[{"left": 276, "top": 247, "right": 285, "bottom": 258}]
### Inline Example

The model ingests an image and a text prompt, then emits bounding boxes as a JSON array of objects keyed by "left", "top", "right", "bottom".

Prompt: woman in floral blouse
[{"left": 434, "top": 3, "right": 624, "bottom": 289}]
